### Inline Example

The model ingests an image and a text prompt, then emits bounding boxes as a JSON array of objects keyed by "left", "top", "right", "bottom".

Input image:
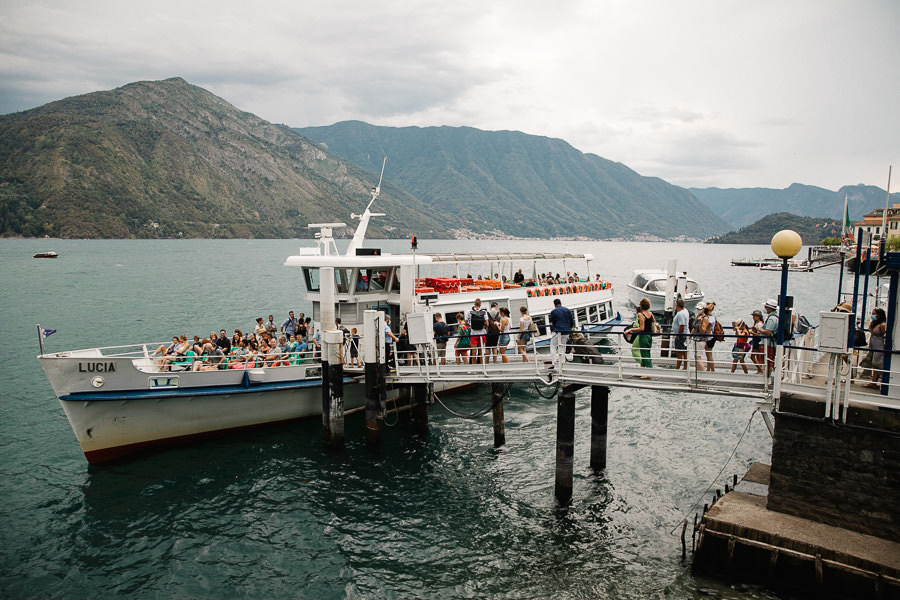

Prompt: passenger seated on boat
[
  {"left": 231, "top": 339, "right": 251, "bottom": 366},
  {"left": 291, "top": 335, "right": 309, "bottom": 364},
  {"left": 217, "top": 329, "right": 231, "bottom": 355},
  {"left": 153, "top": 335, "right": 190, "bottom": 370},
  {"left": 231, "top": 329, "right": 243, "bottom": 348},
  {"left": 192, "top": 342, "right": 224, "bottom": 371},
  {"left": 273, "top": 335, "right": 291, "bottom": 366},
  {"left": 153, "top": 336, "right": 180, "bottom": 358}
]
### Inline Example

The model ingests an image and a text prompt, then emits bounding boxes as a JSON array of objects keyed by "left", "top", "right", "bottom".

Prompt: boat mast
[{"left": 346, "top": 157, "right": 387, "bottom": 256}]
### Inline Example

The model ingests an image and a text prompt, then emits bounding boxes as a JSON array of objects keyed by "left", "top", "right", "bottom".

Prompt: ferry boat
[
  {"left": 37, "top": 181, "right": 619, "bottom": 464},
  {"left": 627, "top": 269, "right": 704, "bottom": 314}
]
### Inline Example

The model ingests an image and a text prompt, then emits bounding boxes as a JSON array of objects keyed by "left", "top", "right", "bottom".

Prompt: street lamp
[{"left": 771, "top": 229, "right": 803, "bottom": 344}]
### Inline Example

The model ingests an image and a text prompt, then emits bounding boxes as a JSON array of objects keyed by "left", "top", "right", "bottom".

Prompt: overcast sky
[{"left": 1, "top": 0, "right": 897, "bottom": 191}]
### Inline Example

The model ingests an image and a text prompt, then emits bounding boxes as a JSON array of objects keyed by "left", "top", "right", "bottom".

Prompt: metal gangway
[{"left": 383, "top": 314, "right": 900, "bottom": 430}]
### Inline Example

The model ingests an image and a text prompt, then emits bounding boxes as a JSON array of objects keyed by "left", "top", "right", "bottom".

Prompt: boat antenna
[{"left": 346, "top": 157, "right": 387, "bottom": 256}]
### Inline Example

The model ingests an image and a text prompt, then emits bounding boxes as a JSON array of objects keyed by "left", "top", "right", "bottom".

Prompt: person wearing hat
[
  {"left": 759, "top": 299, "right": 779, "bottom": 376},
  {"left": 748, "top": 309, "right": 765, "bottom": 374},
  {"left": 833, "top": 302, "right": 853, "bottom": 313}
]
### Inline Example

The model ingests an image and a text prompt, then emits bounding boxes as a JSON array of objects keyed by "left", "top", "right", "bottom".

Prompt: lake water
[{"left": 0, "top": 238, "right": 844, "bottom": 599}]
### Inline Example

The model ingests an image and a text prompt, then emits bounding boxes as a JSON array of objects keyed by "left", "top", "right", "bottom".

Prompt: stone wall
[{"left": 767, "top": 394, "right": 900, "bottom": 542}]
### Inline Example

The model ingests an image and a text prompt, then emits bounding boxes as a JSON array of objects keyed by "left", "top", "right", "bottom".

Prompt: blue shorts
[{"left": 674, "top": 336, "right": 687, "bottom": 351}]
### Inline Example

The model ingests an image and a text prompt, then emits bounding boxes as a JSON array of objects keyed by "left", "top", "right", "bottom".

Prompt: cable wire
[{"left": 669, "top": 407, "right": 759, "bottom": 535}]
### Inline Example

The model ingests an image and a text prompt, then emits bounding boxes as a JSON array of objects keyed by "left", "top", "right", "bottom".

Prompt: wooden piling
[
  {"left": 590, "top": 385, "right": 609, "bottom": 470},
  {"left": 397, "top": 384, "right": 412, "bottom": 423},
  {"left": 413, "top": 382, "right": 430, "bottom": 430},
  {"left": 491, "top": 383, "right": 506, "bottom": 447},
  {"left": 363, "top": 310, "right": 382, "bottom": 447},
  {"left": 321, "top": 330, "right": 344, "bottom": 448},
  {"left": 555, "top": 385, "right": 577, "bottom": 505}
]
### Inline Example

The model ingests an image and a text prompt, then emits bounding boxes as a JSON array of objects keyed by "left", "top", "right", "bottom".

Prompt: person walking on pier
[
  {"left": 760, "top": 299, "right": 779, "bottom": 377},
  {"left": 626, "top": 297, "right": 655, "bottom": 369},
  {"left": 517, "top": 306, "right": 534, "bottom": 362},
  {"left": 748, "top": 310, "right": 765, "bottom": 374},
  {"left": 672, "top": 297, "right": 689, "bottom": 370},
  {"left": 549, "top": 298, "right": 575, "bottom": 365}
]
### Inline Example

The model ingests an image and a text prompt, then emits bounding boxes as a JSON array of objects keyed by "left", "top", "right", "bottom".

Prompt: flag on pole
[{"left": 41, "top": 328, "right": 56, "bottom": 340}]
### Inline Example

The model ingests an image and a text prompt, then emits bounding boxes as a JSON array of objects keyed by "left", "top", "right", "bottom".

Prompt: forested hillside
[
  {"left": 706, "top": 212, "right": 845, "bottom": 245},
  {"left": 296, "top": 121, "right": 732, "bottom": 240},
  {"left": 0, "top": 78, "right": 449, "bottom": 238}
]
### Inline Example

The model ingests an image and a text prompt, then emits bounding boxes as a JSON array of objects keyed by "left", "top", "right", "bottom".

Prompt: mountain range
[
  {"left": 295, "top": 121, "right": 731, "bottom": 240},
  {"left": 0, "top": 77, "right": 893, "bottom": 241},
  {"left": 690, "top": 184, "right": 899, "bottom": 229}
]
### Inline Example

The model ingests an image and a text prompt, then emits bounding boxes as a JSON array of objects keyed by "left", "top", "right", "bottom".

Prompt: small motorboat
[
  {"left": 627, "top": 269, "right": 704, "bottom": 314},
  {"left": 33, "top": 251, "right": 58, "bottom": 259}
]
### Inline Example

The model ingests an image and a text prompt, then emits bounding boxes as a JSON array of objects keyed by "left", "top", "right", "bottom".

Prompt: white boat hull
[{"left": 38, "top": 351, "right": 481, "bottom": 463}]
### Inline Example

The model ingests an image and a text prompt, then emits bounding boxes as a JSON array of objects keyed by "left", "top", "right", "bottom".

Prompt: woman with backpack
[
  {"left": 697, "top": 302, "right": 721, "bottom": 372},
  {"left": 517, "top": 306, "right": 533, "bottom": 362}
]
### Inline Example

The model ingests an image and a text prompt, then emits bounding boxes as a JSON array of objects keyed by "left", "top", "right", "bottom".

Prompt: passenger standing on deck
[
  {"left": 254, "top": 317, "right": 267, "bottom": 337},
  {"left": 672, "top": 297, "right": 689, "bottom": 370},
  {"left": 433, "top": 313, "right": 449, "bottom": 365},
  {"left": 498, "top": 306, "right": 511, "bottom": 363},
  {"left": 466, "top": 299, "right": 489, "bottom": 364},
  {"left": 549, "top": 298, "right": 575, "bottom": 365},
  {"left": 280, "top": 311, "right": 299, "bottom": 337},
  {"left": 760, "top": 299, "right": 779, "bottom": 376},
  {"left": 265, "top": 315, "right": 278, "bottom": 338}
]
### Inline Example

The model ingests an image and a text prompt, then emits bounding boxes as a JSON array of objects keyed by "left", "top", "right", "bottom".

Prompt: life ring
[{"left": 527, "top": 288, "right": 534, "bottom": 297}]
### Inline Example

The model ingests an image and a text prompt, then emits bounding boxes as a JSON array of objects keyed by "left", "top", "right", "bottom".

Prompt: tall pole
[{"left": 777, "top": 258, "right": 789, "bottom": 345}]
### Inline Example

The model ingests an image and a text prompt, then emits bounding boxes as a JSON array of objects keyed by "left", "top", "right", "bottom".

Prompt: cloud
[{"left": 0, "top": 0, "right": 897, "bottom": 191}]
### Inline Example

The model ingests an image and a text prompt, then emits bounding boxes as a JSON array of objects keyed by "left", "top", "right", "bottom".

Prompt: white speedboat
[
  {"left": 627, "top": 269, "right": 704, "bottom": 314},
  {"left": 38, "top": 178, "right": 620, "bottom": 464}
]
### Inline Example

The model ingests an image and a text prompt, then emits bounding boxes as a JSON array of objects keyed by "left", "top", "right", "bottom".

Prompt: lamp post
[{"left": 770, "top": 230, "right": 803, "bottom": 345}]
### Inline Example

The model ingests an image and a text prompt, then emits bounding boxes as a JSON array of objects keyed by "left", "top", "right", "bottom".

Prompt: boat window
[
  {"left": 575, "top": 307, "right": 588, "bottom": 324},
  {"left": 646, "top": 280, "right": 665, "bottom": 292},
  {"left": 354, "top": 270, "right": 369, "bottom": 292},
  {"left": 685, "top": 281, "right": 700, "bottom": 294},
  {"left": 303, "top": 267, "right": 320, "bottom": 292},
  {"left": 388, "top": 268, "right": 400, "bottom": 292},
  {"left": 363, "top": 268, "right": 391, "bottom": 291},
  {"left": 335, "top": 269, "right": 352, "bottom": 294},
  {"left": 597, "top": 302, "right": 610, "bottom": 321},
  {"left": 587, "top": 305, "right": 598, "bottom": 323},
  {"left": 634, "top": 274, "right": 649, "bottom": 288}
]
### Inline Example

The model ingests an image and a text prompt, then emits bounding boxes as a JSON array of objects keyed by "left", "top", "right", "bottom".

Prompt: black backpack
[
  {"left": 434, "top": 320, "right": 449, "bottom": 343},
  {"left": 470, "top": 308, "right": 486, "bottom": 330}
]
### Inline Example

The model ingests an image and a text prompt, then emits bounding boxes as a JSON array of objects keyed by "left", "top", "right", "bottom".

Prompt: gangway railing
[{"left": 385, "top": 323, "right": 900, "bottom": 421}]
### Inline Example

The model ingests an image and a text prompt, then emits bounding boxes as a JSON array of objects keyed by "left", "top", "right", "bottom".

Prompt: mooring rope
[
  {"left": 433, "top": 383, "right": 511, "bottom": 419},
  {"left": 533, "top": 378, "right": 561, "bottom": 399},
  {"left": 668, "top": 406, "right": 759, "bottom": 535}
]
